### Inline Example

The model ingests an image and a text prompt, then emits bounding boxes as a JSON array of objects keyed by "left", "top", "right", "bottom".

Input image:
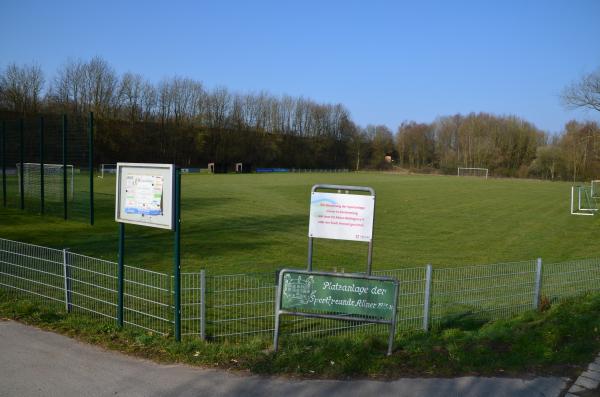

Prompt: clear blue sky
[{"left": 2, "top": 0, "right": 599, "bottom": 133}]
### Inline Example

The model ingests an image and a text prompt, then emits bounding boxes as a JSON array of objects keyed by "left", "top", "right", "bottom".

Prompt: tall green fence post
[
  {"left": 89, "top": 112, "right": 94, "bottom": 225},
  {"left": 173, "top": 168, "right": 182, "bottom": 341},
  {"left": 1, "top": 121, "right": 5, "bottom": 207},
  {"left": 40, "top": 116, "right": 45, "bottom": 214},
  {"left": 62, "top": 115, "right": 68, "bottom": 220},
  {"left": 117, "top": 222, "right": 125, "bottom": 327},
  {"left": 19, "top": 118, "right": 24, "bottom": 210}
]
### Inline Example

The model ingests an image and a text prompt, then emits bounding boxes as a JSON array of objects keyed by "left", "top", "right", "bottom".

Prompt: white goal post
[
  {"left": 571, "top": 186, "right": 597, "bottom": 216},
  {"left": 98, "top": 164, "right": 117, "bottom": 178},
  {"left": 16, "top": 163, "right": 74, "bottom": 201},
  {"left": 457, "top": 167, "right": 489, "bottom": 179}
]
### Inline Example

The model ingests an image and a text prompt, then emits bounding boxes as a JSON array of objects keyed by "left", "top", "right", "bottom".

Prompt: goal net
[
  {"left": 571, "top": 185, "right": 597, "bottom": 216},
  {"left": 16, "top": 163, "right": 74, "bottom": 201},
  {"left": 591, "top": 180, "right": 600, "bottom": 198},
  {"left": 99, "top": 164, "right": 117, "bottom": 178},
  {"left": 457, "top": 167, "right": 489, "bottom": 179}
]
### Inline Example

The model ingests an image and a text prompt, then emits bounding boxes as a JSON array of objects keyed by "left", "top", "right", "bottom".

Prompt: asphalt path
[{"left": 0, "top": 320, "right": 568, "bottom": 397}]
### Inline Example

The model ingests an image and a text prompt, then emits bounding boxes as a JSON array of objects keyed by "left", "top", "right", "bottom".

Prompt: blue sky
[{"left": 1, "top": 0, "right": 599, "bottom": 133}]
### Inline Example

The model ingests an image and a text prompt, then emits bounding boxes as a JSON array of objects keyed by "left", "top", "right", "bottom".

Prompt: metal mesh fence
[
  {"left": 0, "top": 114, "right": 91, "bottom": 222},
  {"left": 66, "top": 252, "right": 117, "bottom": 321},
  {"left": 0, "top": 238, "right": 173, "bottom": 335},
  {"left": 181, "top": 272, "right": 205, "bottom": 338},
  {"left": 0, "top": 238, "right": 65, "bottom": 306},
  {"left": 430, "top": 260, "right": 537, "bottom": 326},
  {"left": 206, "top": 271, "right": 277, "bottom": 339},
  {"left": 123, "top": 265, "right": 173, "bottom": 335},
  {"left": 2, "top": 237, "right": 600, "bottom": 343},
  {"left": 374, "top": 267, "right": 427, "bottom": 332},
  {"left": 542, "top": 258, "right": 600, "bottom": 301},
  {"left": 205, "top": 267, "right": 428, "bottom": 340}
]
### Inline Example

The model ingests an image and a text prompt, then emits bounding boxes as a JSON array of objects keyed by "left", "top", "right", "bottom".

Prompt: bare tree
[
  {"left": 83, "top": 56, "right": 118, "bottom": 118},
  {"left": 0, "top": 62, "right": 45, "bottom": 114},
  {"left": 562, "top": 68, "right": 600, "bottom": 112},
  {"left": 52, "top": 59, "right": 84, "bottom": 113},
  {"left": 117, "top": 72, "right": 145, "bottom": 122}
]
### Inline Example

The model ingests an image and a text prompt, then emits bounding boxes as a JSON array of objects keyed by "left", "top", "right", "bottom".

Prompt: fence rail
[{"left": 1, "top": 237, "right": 600, "bottom": 343}]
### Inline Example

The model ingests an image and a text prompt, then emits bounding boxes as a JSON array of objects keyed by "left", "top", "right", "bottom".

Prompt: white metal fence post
[
  {"left": 423, "top": 264, "right": 432, "bottom": 331},
  {"left": 62, "top": 248, "right": 71, "bottom": 313},
  {"left": 200, "top": 270, "right": 206, "bottom": 340},
  {"left": 533, "top": 258, "right": 543, "bottom": 310}
]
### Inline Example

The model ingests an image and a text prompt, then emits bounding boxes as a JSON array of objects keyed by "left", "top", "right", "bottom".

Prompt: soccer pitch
[{"left": 1, "top": 172, "right": 599, "bottom": 274}]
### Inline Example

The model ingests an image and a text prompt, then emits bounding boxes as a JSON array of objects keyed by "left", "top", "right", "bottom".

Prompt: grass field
[{"left": 1, "top": 172, "right": 599, "bottom": 274}]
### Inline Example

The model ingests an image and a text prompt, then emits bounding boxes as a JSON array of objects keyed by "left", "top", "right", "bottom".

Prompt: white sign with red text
[{"left": 308, "top": 192, "right": 374, "bottom": 242}]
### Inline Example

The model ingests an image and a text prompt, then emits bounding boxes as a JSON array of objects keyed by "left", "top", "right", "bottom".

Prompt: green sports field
[{"left": 1, "top": 172, "right": 599, "bottom": 274}]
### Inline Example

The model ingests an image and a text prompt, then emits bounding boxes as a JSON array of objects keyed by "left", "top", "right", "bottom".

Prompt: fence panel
[
  {"left": 123, "top": 265, "right": 173, "bottom": 335},
  {"left": 430, "top": 260, "right": 537, "bottom": 326},
  {"left": 66, "top": 252, "right": 118, "bottom": 321},
  {"left": 0, "top": 238, "right": 64, "bottom": 305},
  {"left": 205, "top": 267, "right": 427, "bottom": 341},
  {"left": 206, "top": 271, "right": 276, "bottom": 339},
  {"left": 542, "top": 258, "right": 600, "bottom": 301},
  {"left": 181, "top": 272, "right": 204, "bottom": 338},
  {"left": 375, "top": 267, "right": 427, "bottom": 332}
]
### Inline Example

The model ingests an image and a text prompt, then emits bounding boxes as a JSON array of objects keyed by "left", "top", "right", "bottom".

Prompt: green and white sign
[
  {"left": 274, "top": 269, "right": 399, "bottom": 355},
  {"left": 281, "top": 272, "right": 396, "bottom": 320}
]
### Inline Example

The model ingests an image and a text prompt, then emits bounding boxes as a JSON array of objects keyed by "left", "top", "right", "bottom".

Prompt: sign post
[
  {"left": 115, "top": 163, "right": 182, "bottom": 340},
  {"left": 308, "top": 184, "right": 375, "bottom": 274},
  {"left": 274, "top": 185, "right": 399, "bottom": 354},
  {"left": 274, "top": 269, "right": 399, "bottom": 355}
]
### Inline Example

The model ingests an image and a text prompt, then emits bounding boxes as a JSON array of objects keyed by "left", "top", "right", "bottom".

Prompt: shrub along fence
[{"left": 1, "top": 237, "right": 600, "bottom": 342}]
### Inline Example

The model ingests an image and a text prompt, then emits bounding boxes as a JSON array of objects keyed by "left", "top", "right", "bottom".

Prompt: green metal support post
[
  {"left": 117, "top": 222, "right": 125, "bottom": 327},
  {"left": 1, "top": 121, "right": 5, "bottom": 207},
  {"left": 40, "top": 117, "right": 45, "bottom": 214},
  {"left": 89, "top": 112, "right": 94, "bottom": 225},
  {"left": 62, "top": 115, "right": 67, "bottom": 220},
  {"left": 173, "top": 168, "right": 181, "bottom": 341}
]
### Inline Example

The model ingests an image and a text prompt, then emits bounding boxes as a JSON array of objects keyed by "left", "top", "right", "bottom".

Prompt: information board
[
  {"left": 281, "top": 271, "right": 396, "bottom": 320},
  {"left": 308, "top": 192, "right": 374, "bottom": 242},
  {"left": 115, "top": 163, "right": 175, "bottom": 230}
]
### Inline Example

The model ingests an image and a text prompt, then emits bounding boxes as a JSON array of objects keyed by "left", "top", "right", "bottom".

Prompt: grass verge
[{"left": 1, "top": 290, "right": 599, "bottom": 379}]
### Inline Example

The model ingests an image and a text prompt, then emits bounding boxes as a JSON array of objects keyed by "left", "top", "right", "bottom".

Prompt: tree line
[{"left": 0, "top": 57, "right": 599, "bottom": 180}]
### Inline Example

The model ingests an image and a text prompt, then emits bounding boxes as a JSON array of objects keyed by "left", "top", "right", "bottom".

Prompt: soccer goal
[
  {"left": 591, "top": 180, "right": 600, "bottom": 198},
  {"left": 571, "top": 185, "right": 597, "bottom": 216},
  {"left": 457, "top": 167, "right": 489, "bottom": 179},
  {"left": 98, "top": 164, "right": 117, "bottom": 178},
  {"left": 17, "top": 163, "right": 74, "bottom": 201}
]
